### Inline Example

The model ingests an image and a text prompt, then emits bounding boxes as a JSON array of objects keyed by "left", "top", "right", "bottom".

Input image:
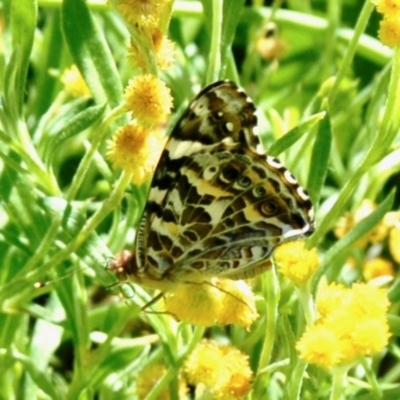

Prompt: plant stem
[
  {"left": 206, "top": 0, "right": 223, "bottom": 83},
  {"left": 296, "top": 283, "right": 315, "bottom": 325},
  {"left": 330, "top": 366, "right": 349, "bottom": 400},
  {"left": 286, "top": 359, "right": 308, "bottom": 400},
  {"left": 253, "top": 267, "right": 279, "bottom": 394}
]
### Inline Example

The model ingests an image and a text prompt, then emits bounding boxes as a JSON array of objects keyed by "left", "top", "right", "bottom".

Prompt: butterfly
[{"left": 111, "top": 80, "right": 315, "bottom": 292}]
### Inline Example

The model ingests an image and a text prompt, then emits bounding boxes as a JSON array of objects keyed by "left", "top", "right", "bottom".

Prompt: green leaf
[
  {"left": 12, "top": 348, "right": 61, "bottom": 400},
  {"left": 268, "top": 111, "right": 326, "bottom": 157},
  {"left": 42, "top": 102, "right": 106, "bottom": 164},
  {"left": 388, "top": 279, "right": 400, "bottom": 303},
  {"left": 2, "top": 51, "right": 21, "bottom": 132},
  {"left": 29, "top": 10, "right": 65, "bottom": 121},
  {"left": 220, "top": 0, "right": 246, "bottom": 72},
  {"left": 387, "top": 314, "right": 400, "bottom": 337},
  {"left": 306, "top": 107, "right": 331, "bottom": 205},
  {"left": 201, "top": 0, "right": 245, "bottom": 80},
  {"left": 61, "top": 0, "right": 123, "bottom": 108},
  {"left": 10, "top": 0, "right": 37, "bottom": 115},
  {"left": 355, "top": 388, "right": 400, "bottom": 400}
]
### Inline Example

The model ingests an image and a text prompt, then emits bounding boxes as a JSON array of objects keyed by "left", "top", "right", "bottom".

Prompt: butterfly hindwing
[{"left": 134, "top": 80, "right": 314, "bottom": 283}]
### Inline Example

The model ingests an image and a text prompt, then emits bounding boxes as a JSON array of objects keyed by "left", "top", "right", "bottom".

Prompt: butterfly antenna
[{"left": 33, "top": 266, "right": 90, "bottom": 289}]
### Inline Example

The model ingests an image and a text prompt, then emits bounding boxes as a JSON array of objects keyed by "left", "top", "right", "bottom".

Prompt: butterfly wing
[{"left": 135, "top": 81, "right": 314, "bottom": 284}]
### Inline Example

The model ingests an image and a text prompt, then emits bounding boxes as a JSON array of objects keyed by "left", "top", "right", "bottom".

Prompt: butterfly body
[{"left": 112, "top": 81, "right": 315, "bottom": 291}]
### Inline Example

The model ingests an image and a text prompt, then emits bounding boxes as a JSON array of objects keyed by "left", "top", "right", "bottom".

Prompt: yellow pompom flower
[
  {"left": 113, "top": 0, "right": 169, "bottom": 28},
  {"left": 184, "top": 340, "right": 253, "bottom": 400},
  {"left": 297, "top": 282, "right": 391, "bottom": 369},
  {"left": 107, "top": 123, "right": 166, "bottom": 185},
  {"left": 164, "top": 278, "right": 258, "bottom": 329},
  {"left": 273, "top": 241, "right": 319, "bottom": 286},
  {"left": 124, "top": 74, "right": 173, "bottom": 127},
  {"left": 296, "top": 325, "right": 343, "bottom": 369},
  {"left": 60, "top": 65, "right": 91, "bottom": 97},
  {"left": 371, "top": 0, "right": 400, "bottom": 47},
  {"left": 164, "top": 280, "right": 223, "bottom": 326},
  {"left": 363, "top": 257, "right": 395, "bottom": 281},
  {"left": 214, "top": 279, "right": 259, "bottom": 328},
  {"left": 315, "top": 282, "right": 347, "bottom": 319},
  {"left": 128, "top": 29, "right": 175, "bottom": 72},
  {"left": 136, "top": 363, "right": 187, "bottom": 400},
  {"left": 378, "top": 15, "right": 400, "bottom": 48},
  {"left": 372, "top": 0, "right": 400, "bottom": 15},
  {"left": 255, "top": 22, "right": 287, "bottom": 60}
]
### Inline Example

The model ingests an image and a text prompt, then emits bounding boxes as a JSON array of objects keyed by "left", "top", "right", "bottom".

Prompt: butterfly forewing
[{"left": 128, "top": 80, "right": 315, "bottom": 287}]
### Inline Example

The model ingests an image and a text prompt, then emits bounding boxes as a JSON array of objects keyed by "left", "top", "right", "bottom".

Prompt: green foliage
[{"left": 0, "top": 0, "right": 399, "bottom": 399}]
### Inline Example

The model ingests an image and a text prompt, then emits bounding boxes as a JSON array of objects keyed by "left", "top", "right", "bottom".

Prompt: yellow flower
[
  {"left": 363, "top": 257, "right": 395, "bottom": 281},
  {"left": 372, "top": 1, "right": 400, "bottom": 47},
  {"left": 348, "top": 283, "right": 390, "bottom": 319},
  {"left": 107, "top": 123, "right": 166, "bottom": 185},
  {"left": 297, "top": 282, "right": 391, "bottom": 369},
  {"left": 164, "top": 278, "right": 258, "bottom": 329},
  {"left": 296, "top": 325, "right": 343, "bottom": 369},
  {"left": 211, "top": 279, "right": 259, "bottom": 328},
  {"left": 372, "top": 0, "right": 400, "bottom": 15},
  {"left": 124, "top": 74, "right": 173, "bottom": 126},
  {"left": 136, "top": 363, "right": 187, "bottom": 400},
  {"left": 164, "top": 280, "right": 222, "bottom": 326},
  {"left": 151, "top": 28, "right": 175, "bottom": 70},
  {"left": 255, "top": 22, "right": 287, "bottom": 60},
  {"left": 273, "top": 241, "right": 319, "bottom": 285},
  {"left": 60, "top": 65, "right": 91, "bottom": 97},
  {"left": 114, "top": 0, "right": 168, "bottom": 28},
  {"left": 184, "top": 340, "right": 253, "bottom": 400},
  {"left": 128, "top": 29, "right": 175, "bottom": 71},
  {"left": 389, "top": 223, "right": 400, "bottom": 263},
  {"left": 378, "top": 15, "right": 400, "bottom": 48},
  {"left": 316, "top": 282, "right": 347, "bottom": 319}
]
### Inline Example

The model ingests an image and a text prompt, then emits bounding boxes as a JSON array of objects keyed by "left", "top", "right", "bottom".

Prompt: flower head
[
  {"left": 184, "top": 340, "right": 253, "bottom": 400},
  {"left": 128, "top": 29, "right": 175, "bottom": 71},
  {"left": 163, "top": 278, "right": 258, "bottom": 329},
  {"left": 113, "top": 0, "right": 169, "bottom": 28},
  {"left": 296, "top": 325, "right": 343, "bottom": 369},
  {"left": 297, "top": 282, "right": 391, "bottom": 369},
  {"left": 378, "top": 16, "right": 400, "bottom": 48},
  {"left": 363, "top": 257, "right": 395, "bottom": 281},
  {"left": 274, "top": 241, "right": 319, "bottom": 286},
  {"left": 136, "top": 363, "right": 187, "bottom": 400},
  {"left": 255, "top": 22, "right": 287, "bottom": 60},
  {"left": 124, "top": 74, "right": 173, "bottom": 126},
  {"left": 107, "top": 123, "right": 166, "bottom": 184},
  {"left": 371, "top": 0, "right": 400, "bottom": 47},
  {"left": 372, "top": 0, "right": 400, "bottom": 15},
  {"left": 60, "top": 65, "right": 91, "bottom": 97}
]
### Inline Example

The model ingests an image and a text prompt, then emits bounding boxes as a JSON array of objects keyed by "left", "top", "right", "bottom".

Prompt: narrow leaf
[
  {"left": 44, "top": 103, "right": 106, "bottom": 164},
  {"left": 268, "top": 111, "right": 326, "bottom": 157},
  {"left": 61, "top": 0, "right": 123, "bottom": 108},
  {"left": 10, "top": 0, "right": 37, "bottom": 114},
  {"left": 306, "top": 107, "right": 331, "bottom": 205}
]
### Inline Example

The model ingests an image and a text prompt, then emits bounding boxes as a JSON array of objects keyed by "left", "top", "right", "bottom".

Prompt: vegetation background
[{"left": 0, "top": 0, "right": 399, "bottom": 399}]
